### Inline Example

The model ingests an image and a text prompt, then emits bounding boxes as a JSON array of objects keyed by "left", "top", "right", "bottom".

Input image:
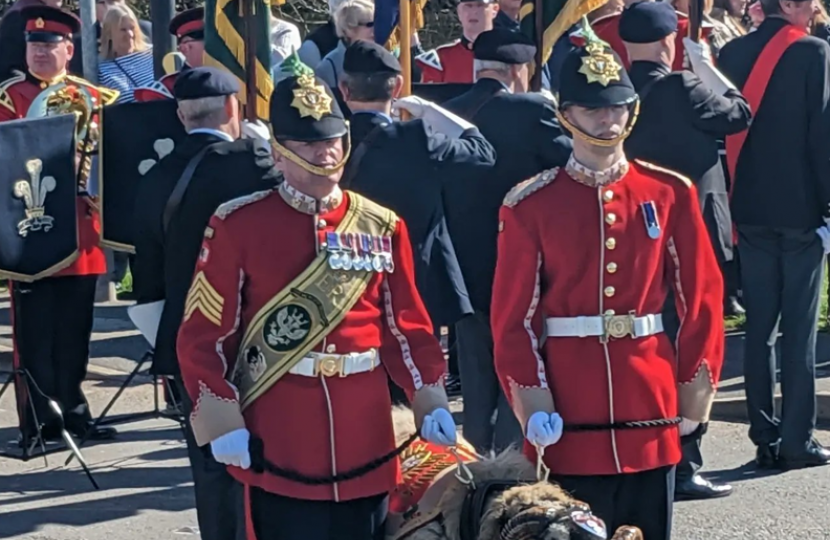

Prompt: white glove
[
  {"left": 210, "top": 428, "right": 251, "bottom": 469},
  {"left": 817, "top": 226, "right": 830, "bottom": 254},
  {"left": 682, "top": 37, "right": 736, "bottom": 95},
  {"left": 391, "top": 95, "right": 475, "bottom": 139},
  {"left": 679, "top": 418, "right": 700, "bottom": 437},
  {"left": 241, "top": 119, "right": 271, "bottom": 141},
  {"left": 421, "top": 407, "right": 457, "bottom": 446},
  {"left": 526, "top": 411, "right": 564, "bottom": 447}
]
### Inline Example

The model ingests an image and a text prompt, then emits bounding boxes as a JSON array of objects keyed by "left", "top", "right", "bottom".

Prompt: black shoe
[
  {"left": 778, "top": 441, "right": 830, "bottom": 470},
  {"left": 445, "top": 374, "right": 462, "bottom": 396},
  {"left": 675, "top": 474, "right": 733, "bottom": 501},
  {"left": 724, "top": 296, "right": 746, "bottom": 317},
  {"left": 756, "top": 442, "right": 780, "bottom": 469},
  {"left": 66, "top": 420, "right": 118, "bottom": 441}
]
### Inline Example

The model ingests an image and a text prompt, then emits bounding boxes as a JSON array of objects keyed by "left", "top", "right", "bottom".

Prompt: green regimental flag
[
  {"left": 520, "top": 0, "right": 609, "bottom": 73},
  {"left": 204, "top": 0, "right": 274, "bottom": 120}
]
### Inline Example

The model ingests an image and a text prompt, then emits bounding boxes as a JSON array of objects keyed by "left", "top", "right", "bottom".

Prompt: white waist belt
[
  {"left": 289, "top": 349, "right": 380, "bottom": 378},
  {"left": 545, "top": 314, "right": 664, "bottom": 340}
]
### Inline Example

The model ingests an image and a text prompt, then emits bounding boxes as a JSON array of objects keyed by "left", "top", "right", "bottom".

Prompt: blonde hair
[
  {"left": 333, "top": 0, "right": 374, "bottom": 41},
  {"left": 100, "top": 4, "right": 148, "bottom": 59}
]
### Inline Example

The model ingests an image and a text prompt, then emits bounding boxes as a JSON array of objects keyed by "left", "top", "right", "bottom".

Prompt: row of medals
[{"left": 325, "top": 231, "right": 395, "bottom": 273}]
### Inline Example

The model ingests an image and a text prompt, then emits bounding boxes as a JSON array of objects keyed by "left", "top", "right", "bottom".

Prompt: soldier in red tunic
[
  {"left": 133, "top": 7, "right": 204, "bottom": 102},
  {"left": 491, "top": 22, "right": 724, "bottom": 540},
  {"left": 0, "top": 5, "right": 119, "bottom": 443},
  {"left": 176, "top": 55, "right": 457, "bottom": 540},
  {"left": 415, "top": 0, "right": 500, "bottom": 83}
]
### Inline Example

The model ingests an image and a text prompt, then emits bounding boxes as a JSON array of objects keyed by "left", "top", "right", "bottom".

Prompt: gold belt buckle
[
  {"left": 602, "top": 311, "right": 636, "bottom": 343},
  {"left": 317, "top": 355, "right": 343, "bottom": 377}
]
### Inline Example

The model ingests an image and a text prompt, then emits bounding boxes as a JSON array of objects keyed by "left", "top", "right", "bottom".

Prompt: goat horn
[
  {"left": 500, "top": 507, "right": 559, "bottom": 540},
  {"left": 610, "top": 526, "right": 644, "bottom": 540}
]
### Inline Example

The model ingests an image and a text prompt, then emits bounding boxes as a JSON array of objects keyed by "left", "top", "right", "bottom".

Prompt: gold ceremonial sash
[{"left": 231, "top": 192, "right": 397, "bottom": 410}]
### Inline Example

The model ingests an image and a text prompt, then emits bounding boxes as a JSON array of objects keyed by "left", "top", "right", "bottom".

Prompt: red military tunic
[
  {"left": 416, "top": 38, "right": 475, "bottom": 83},
  {"left": 492, "top": 156, "right": 724, "bottom": 477},
  {"left": 0, "top": 70, "right": 107, "bottom": 276},
  {"left": 177, "top": 183, "right": 448, "bottom": 502},
  {"left": 593, "top": 12, "right": 708, "bottom": 71}
]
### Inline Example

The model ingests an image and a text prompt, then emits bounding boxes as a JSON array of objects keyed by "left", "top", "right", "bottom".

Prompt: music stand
[
  {"left": 0, "top": 368, "right": 100, "bottom": 489},
  {"left": 65, "top": 349, "right": 185, "bottom": 466}
]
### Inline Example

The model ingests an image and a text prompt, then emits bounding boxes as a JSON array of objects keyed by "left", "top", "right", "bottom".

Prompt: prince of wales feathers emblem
[
  {"left": 266, "top": 305, "right": 311, "bottom": 349},
  {"left": 14, "top": 158, "right": 56, "bottom": 237}
]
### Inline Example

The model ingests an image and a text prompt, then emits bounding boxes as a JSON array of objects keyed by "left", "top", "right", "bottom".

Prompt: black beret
[
  {"left": 619, "top": 1, "right": 678, "bottom": 43},
  {"left": 174, "top": 67, "right": 240, "bottom": 100},
  {"left": 473, "top": 28, "right": 536, "bottom": 64},
  {"left": 169, "top": 7, "right": 205, "bottom": 40},
  {"left": 22, "top": 6, "right": 80, "bottom": 42},
  {"left": 558, "top": 43, "right": 637, "bottom": 108},
  {"left": 343, "top": 41, "right": 401, "bottom": 75},
  {"left": 271, "top": 56, "right": 347, "bottom": 142}
]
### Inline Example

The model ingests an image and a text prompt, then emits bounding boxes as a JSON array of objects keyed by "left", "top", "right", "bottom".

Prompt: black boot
[{"left": 675, "top": 474, "right": 733, "bottom": 501}]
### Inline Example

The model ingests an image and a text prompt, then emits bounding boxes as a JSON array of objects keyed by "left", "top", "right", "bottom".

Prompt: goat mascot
[{"left": 387, "top": 408, "right": 644, "bottom": 540}]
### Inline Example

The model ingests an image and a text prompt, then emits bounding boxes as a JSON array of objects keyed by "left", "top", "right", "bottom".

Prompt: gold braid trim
[
  {"left": 271, "top": 132, "right": 352, "bottom": 176},
  {"left": 555, "top": 99, "right": 640, "bottom": 148}
]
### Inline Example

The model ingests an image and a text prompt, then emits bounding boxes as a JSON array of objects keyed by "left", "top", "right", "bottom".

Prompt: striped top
[{"left": 98, "top": 48, "right": 156, "bottom": 103}]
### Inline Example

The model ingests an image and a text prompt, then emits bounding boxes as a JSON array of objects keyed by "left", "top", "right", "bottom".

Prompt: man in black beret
[
  {"left": 132, "top": 65, "right": 279, "bottom": 540},
  {"left": 334, "top": 40, "right": 495, "bottom": 409},
  {"left": 175, "top": 52, "right": 458, "bottom": 540},
  {"left": 439, "top": 27, "right": 571, "bottom": 454},
  {"left": 621, "top": 0, "right": 751, "bottom": 501},
  {"left": 492, "top": 20, "right": 725, "bottom": 540}
]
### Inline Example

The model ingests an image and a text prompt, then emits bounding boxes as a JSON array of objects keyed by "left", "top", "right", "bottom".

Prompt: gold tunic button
[
  {"left": 605, "top": 213, "right": 616, "bottom": 225},
  {"left": 317, "top": 219, "right": 327, "bottom": 229},
  {"left": 607, "top": 262, "right": 618, "bottom": 274},
  {"left": 603, "top": 190, "right": 614, "bottom": 203},
  {"left": 604, "top": 286, "right": 616, "bottom": 298},
  {"left": 605, "top": 237, "right": 616, "bottom": 250},
  {"left": 605, "top": 309, "right": 616, "bottom": 316}
]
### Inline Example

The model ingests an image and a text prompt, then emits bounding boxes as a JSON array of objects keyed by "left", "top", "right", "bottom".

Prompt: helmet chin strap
[
  {"left": 271, "top": 131, "right": 352, "bottom": 176},
  {"left": 554, "top": 99, "right": 641, "bottom": 148}
]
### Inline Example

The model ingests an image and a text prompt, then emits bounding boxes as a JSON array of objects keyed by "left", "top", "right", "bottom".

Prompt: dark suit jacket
[
  {"left": 133, "top": 133, "right": 279, "bottom": 375},
  {"left": 624, "top": 61, "right": 751, "bottom": 264},
  {"left": 719, "top": 17, "right": 830, "bottom": 229},
  {"left": 443, "top": 78, "right": 572, "bottom": 313},
  {"left": 344, "top": 110, "right": 496, "bottom": 326}
]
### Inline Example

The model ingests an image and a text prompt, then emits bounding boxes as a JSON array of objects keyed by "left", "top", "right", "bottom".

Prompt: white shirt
[{"left": 188, "top": 128, "right": 234, "bottom": 142}]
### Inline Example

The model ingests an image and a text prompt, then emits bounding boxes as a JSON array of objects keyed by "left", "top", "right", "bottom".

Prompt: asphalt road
[{"left": 1, "top": 367, "right": 829, "bottom": 540}]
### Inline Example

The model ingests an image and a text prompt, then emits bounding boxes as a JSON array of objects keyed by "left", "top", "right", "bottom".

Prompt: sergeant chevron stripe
[{"left": 184, "top": 271, "right": 224, "bottom": 326}]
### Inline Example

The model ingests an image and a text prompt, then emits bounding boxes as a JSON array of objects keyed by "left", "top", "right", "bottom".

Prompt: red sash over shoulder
[{"left": 725, "top": 25, "right": 806, "bottom": 191}]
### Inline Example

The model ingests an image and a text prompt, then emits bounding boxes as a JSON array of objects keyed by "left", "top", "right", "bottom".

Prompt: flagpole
[
  {"left": 531, "top": 0, "right": 543, "bottom": 91},
  {"left": 243, "top": 0, "right": 259, "bottom": 121},
  {"left": 689, "top": 0, "right": 703, "bottom": 41},
  {"left": 399, "top": 0, "right": 412, "bottom": 96}
]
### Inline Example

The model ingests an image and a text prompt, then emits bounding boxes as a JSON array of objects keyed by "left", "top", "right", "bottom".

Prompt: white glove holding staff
[
  {"left": 526, "top": 411, "right": 564, "bottom": 447},
  {"left": 211, "top": 428, "right": 251, "bottom": 469},
  {"left": 421, "top": 407, "right": 458, "bottom": 446},
  {"left": 682, "top": 37, "right": 737, "bottom": 95},
  {"left": 391, "top": 95, "right": 475, "bottom": 139}
]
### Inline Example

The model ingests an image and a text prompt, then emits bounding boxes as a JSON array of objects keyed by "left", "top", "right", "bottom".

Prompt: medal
[
  {"left": 326, "top": 232, "right": 343, "bottom": 269},
  {"left": 641, "top": 201, "right": 661, "bottom": 239},
  {"left": 360, "top": 234, "right": 373, "bottom": 271},
  {"left": 371, "top": 236, "right": 384, "bottom": 272},
  {"left": 381, "top": 236, "right": 395, "bottom": 273}
]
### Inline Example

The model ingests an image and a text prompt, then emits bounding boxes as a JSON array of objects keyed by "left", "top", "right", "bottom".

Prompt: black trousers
[
  {"left": 738, "top": 225, "right": 823, "bottom": 455},
  {"left": 552, "top": 466, "right": 675, "bottom": 540},
  {"left": 248, "top": 486, "right": 388, "bottom": 540},
  {"left": 456, "top": 311, "right": 522, "bottom": 454},
  {"left": 11, "top": 275, "right": 97, "bottom": 437},
  {"left": 661, "top": 291, "right": 705, "bottom": 483},
  {"left": 176, "top": 377, "right": 245, "bottom": 540}
]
